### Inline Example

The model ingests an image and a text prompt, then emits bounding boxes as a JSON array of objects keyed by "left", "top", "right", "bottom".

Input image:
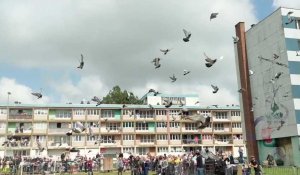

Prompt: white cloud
[
  {"left": 0, "top": 77, "right": 50, "bottom": 104},
  {"left": 272, "top": 0, "right": 300, "bottom": 8},
  {"left": 51, "top": 75, "right": 108, "bottom": 104}
]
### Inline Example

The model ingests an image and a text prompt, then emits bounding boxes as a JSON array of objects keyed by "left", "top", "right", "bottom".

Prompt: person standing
[
  {"left": 249, "top": 156, "right": 262, "bottom": 175},
  {"left": 196, "top": 151, "right": 204, "bottom": 175},
  {"left": 87, "top": 157, "right": 93, "bottom": 175},
  {"left": 239, "top": 147, "right": 244, "bottom": 163},
  {"left": 117, "top": 157, "right": 124, "bottom": 175}
]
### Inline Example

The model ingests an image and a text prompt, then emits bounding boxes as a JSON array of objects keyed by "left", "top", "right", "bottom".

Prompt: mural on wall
[{"left": 258, "top": 140, "right": 288, "bottom": 166}]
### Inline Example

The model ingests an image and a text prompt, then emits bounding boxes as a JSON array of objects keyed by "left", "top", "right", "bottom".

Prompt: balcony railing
[
  {"left": 48, "top": 128, "right": 70, "bottom": 134},
  {"left": 140, "top": 139, "right": 155, "bottom": 143},
  {"left": 8, "top": 115, "right": 33, "bottom": 120},
  {"left": 182, "top": 139, "right": 201, "bottom": 144}
]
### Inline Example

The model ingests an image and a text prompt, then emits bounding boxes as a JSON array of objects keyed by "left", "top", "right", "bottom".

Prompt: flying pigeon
[
  {"left": 171, "top": 116, "right": 176, "bottom": 121},
  {"left": 169, "top": 74, "right": 177, "bottom": 82},
  {"left": 179, "top": 99, "right": 184, "bottom": 107},
  {"left": 183, "top": 70, "right": 191, "bottom": 76},
  {"left": 211, "top": 85, "right": 219, "bottom": 93},
  {"left": 32, "top": 89, "right": 43, "bottom": 99},
  {"left": 164, "top": 100, "right": 173, "bottom": 108},
  {"left": 152, "top": 58, "right": 161, "bottom": 69},
  {"left": 185, "top": 114, "right": 211, "bottom": 129},
  {"left": 273, "top": 54, "right": 279, "bottom": 59},
  {"left": 204, "top": 53, "right": 222, "bottom": 68},
  {"left": 77, "top": 54, "right": 84, "bottom": 69},
  {"left": 160, "top": 49, "right": 172, "bottom": 55},
  {"left": 94, "top": 137, "right": 103, "bottom": 145},
  {"left": 238, "top": 88, "right": 246, "bottom": 93},
  {"left": 37, "top": 139, "right": 45, "bottom": 152},
  {"left": 249, "top": 70, "right": 254, "bottom": 76},
  {"left": 285, "top": 11, "right": 294, "bottom": 25},
  {"left": 210, "top": 13, "right": 219, "bottom": 20},
  {"left": 183, "top": 29, "right": 191, "bottom": 42},
  {"left": 195, "top": 101, "right": 200, "bottom": 105},
  {"left": 212, "top": 105, "right": 219, "bottom": 108},
  {"left": 122, "top": 104, "right": 127, "bottom": 108},
  {"left": 66, "top": 121, "right": 86, "bottom": 136},
  {"left": 233, "top": 36, "right": 239, "bottom": 44},
  {"left": 274, "top": 72, "right": 283, "bottom": 79},
  {"left": 148, "top": 104, "right": 154, "bottom": 110},
  {"left": 296, "top": 51, "right": 300, "bottom": 56},
  {"left": 91, "top": 96, "right": 102, "bottom": 106}
]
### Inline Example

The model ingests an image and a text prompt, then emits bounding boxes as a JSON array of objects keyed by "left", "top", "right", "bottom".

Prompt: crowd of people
[{"left": 0, "top": 148, "right": 263, "bottom": 175}]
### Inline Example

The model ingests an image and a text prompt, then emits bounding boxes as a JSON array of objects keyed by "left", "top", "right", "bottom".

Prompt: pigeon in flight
[
  {"left": 233, "top": 36, "right": 239, "bottom": 44},
  {"left": 169, "top": 74, "right": 177, "bottom": 82},
  {"left": 211, "top": 85, "right": 219, "bottom": 94},
  {"left": 179, "top": 99, "right": 184, "bottom": 107},
  {"left": 160, "top": 49, "right": 172, "bottom": 55},
  {"left": 148, "top": 104, "right": 154, "bottom": 110},
  {"left": 183, "top": 70, "right": 191, "bottom": 76},
  {"left": 195, "top": 101, "right": 200, "bottom": 105},
  {"left": 296, "top": 51, "right": 300, "bottom": 56},
  {"left": 164, "top": 100, "right": 173, "bottom": 108},
  {"left": 238, "top": 88, "right": 246, "bottom": 93},
  {"left": 204, "top": 53, "right": 222, "bottom": 68},
  {"left": 273, "top": 54, "right": 279, "bottom": 59},
  {"left": 31, "top": 92, "right": 42, "bottom": 99},
  {"left": 37, "top": 139, "right": 45, "bottom": 152},
  {"left": 148, "top": 89, "right": 160, "bottom": 96},
  {"left": 91, "top": 96, "right": 102, "bottom": 106},
  {"left": 152, "top": 57, "right": 161, "bottom": 69},
  {"left": 182, "top": 29, "right": 191, "bottom": 42},
  {"left": 210, "top": 13, "right": 219, "bottom": 20},
  {"left": 186, "top": 114, "right": 211, "bottom": 129},
  {"left": 212, "top": 105, "right": 219, "bottom": 108},
  {"left": 274, "top": 72, "right": 283, "bottom": 79},
  {"left": 77, "top": 54, "right": 84, "bottom": 69},
  {"left": 66, "top": 121, "right": 86, "bottom": 136},
  {"left": 249, "top": 70, "right": 254, "bottom": 76},
  {"left": 285, "top": 11, "right": 294, "bottom": 25}
]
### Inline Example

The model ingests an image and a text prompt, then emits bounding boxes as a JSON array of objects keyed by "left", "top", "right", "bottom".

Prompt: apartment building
[
  {"left": 235, "top": 7, "right": 300, "bottom": 166},
  {"left": 0, "top": 93, "right": 245, "bottom": 159}
]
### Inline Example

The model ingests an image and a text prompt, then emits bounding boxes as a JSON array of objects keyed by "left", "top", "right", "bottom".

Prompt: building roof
[
  {"left": 0, "top": 103, "right": 240, "bottom": 110},
  {"left": 140, "top": 92, "right": 199, "bottom": 101}
]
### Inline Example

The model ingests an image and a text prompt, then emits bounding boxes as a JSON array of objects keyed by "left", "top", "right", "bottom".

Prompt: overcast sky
[{"left": 0, "top": 0, "right": 299, "bottom": 106}]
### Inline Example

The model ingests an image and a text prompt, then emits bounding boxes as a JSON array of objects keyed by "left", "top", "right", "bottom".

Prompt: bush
[{"left": 275, "top": 159, "right": 284, "bottom": 166}]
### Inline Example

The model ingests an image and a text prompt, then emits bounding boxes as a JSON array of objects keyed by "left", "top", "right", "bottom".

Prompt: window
[
  {"left": 296, "top": 19, "right": 300, "bottom": 29},
  {"left": 200, "top": 111, "right": 210, "bottom": 117},
  {"left": 185, "top": 123, "right": 197, "bottom": 130},
  {"left": 231, "top": 111, "right": 240, "bottom": 116},
  {"left": 102, "top": 135, "right": 115, "bottom": 143},
  {"left": 123, "top": 122, "right": 134, "bottom": 128},
  {"left": 202, "top": 134, "right": 212, "bottom": 140},
  {"left": 122, "top": 110, "right": 134, "bottom": 116},
  {"left": 158, "top": 147, "right": 168, "bottom": 153},
  {"left": 156, "top": 110, "right": 166, "bottom": 115},
  {"left": 215, "top": 112, "right": 228, "bottom": 119},
  {"left": 170, "top": 122, "right": 179, "bottom": 128},
  {"left": 56, "top": 111, "right": 72, "bottom": 118},
  {"left": 87, "top": 109, "right": 99, "bottom": 115},
  {"left": 169, "top": 110, "right": 181, "bottom": 116},
  {"left": 156, "top": 122, "right": 167, "bottom": 128},
  {"left": 138, "top": 147, "right": 147, "bottom": 155},
  {"left": 74, "top": 109, "right": 85, "bottom": 115},
  {"left": 34, "top": 109, "right": 48, "bottom": 115},
  {"left": 87, "top": 135, "right": 97, "bottom": 141},
  {"left": 170, "top": 147, "right": 182, "bottom": 152},
  {"left": 123, "top": 147, "right": 134, "bottom": 154},
  {"left": 136, "top": 123, "right": 148, "bottom": 130},
  {"left": 214, "top": 123, "right": 224, "bottom": 130},
  {"left": 215, "top": 135, "right": 230, "bottom": 142},
  {"left": 101, "top": 110, "right": 113, "bottom": 118},
  {"left": 157, "top": 134, "right": 168, "bottom": 140},
  {"left": 0, "top": 109, "right": 7, "bottom": 115},
  {"left": 73, "top": 135, "right": 82, "bottom": 142},
  {"left": 123, "top": 135, "right": 134, "bottom": 140},
  {"left": 232, "top": 123, "right": 241, "bottom": 128},
  {"left": 170, "top": 134, "right": 181, "bottom": 140},
  {"left": 106, "top": 123, "right": 119, "bottom": 131},
  {"left": 35, "top": 135, "right": 46, "bottom": 142},
  {"left": 141, "top": 135, "right": 153, "bottom": 142},
  {"left": 139, "top": 110, "right": 154, "bottom": 118},
  {"left": 57, "top": 123, "right": 62, "bottom": 128}
]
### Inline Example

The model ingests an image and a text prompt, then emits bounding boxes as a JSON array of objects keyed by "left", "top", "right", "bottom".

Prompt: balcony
[
  {"left": 122, "top": 114, "right": 135, "bottom": 120},
  {"left": 202, "top": 140, "right": 214, "bottom": 145},
  {"left": 169, "top": 140, "right": 181, "bottom": 145},
  {"left": 136, "top": 139, "right": 155, "bottom": 145},
  {"left": 231, "top": 116, "right": 241, "bottom": 122},
  {"left": 48, "top": 128, "right": 70, "bottom": 134},
  {"left": 73, "top": 115, "right": 86, "bottom": 121},
  {"left": 233, "top": 139, "right": 244, "bottom": 145},
  {"left": 100, "top": 127, "right": 121, "bottom": 133},
  {"left": 214, "top": 128, "right": 231, "bottom": 133},
  {"left": 169, "top": 127, "right": 181, "bottom": 132},
  {"left": 156, "top": 140, "right": 168, "bottom": 145},
  {"left": 122, "top": 128, "right": 135, "bottom": 133},
  {"left": 6, "top": 142, "right": 32, "bottom": 149},
  {"left": 101, "top": 140, "right": 121, "bottom": 146},
  {"left": 72, "top": 141, "right": 85, "bottom": 147},
  {"left": 0, "top": 114, "right": 7, "bottom": 120},
  {"left": 33, "top": 129, "right": 47, "bottom": 134},
  {"left": 155, "top": 115, "right": 167, "bottom": 121},
  {"left": 48, "top": 141, "right": 70, "bottom": 148},
  {"left": 156, "top": 127, "right": 167, "bottom": 133},
  {"left": 182, "top": 128, "right": 199, "bottom": 133},
  {"left": 182, "top": 139, "right": 201, "bottom": 145},
  {"left": 86, "top": 115, "right": 99, "bottom": 121},
  {"left": 8, "top": 115, "right": 32, "bottom": 121},
  {"left": 33, "top": 115, "right": 48, "bottom": 121},
  {"left": 32, "top": 141, "right": 47, "bottom": 148},
  {"left": 202, "top": 127, "right": 213, "bottom": 133},
  {"left": 214, "top": 139, "right": 232, "bottom": 145},
  {"left": 212, "top": 117, "right": 231, "bottom": 122},
  {"left": 232, "top": 128, "right": 242, "bottom": 133},
  {"left": 122, "top": 140, "right": 135, "bottom": 146},
  {"left": 135, "top": 127, "right": 150, "bottom": 132}
]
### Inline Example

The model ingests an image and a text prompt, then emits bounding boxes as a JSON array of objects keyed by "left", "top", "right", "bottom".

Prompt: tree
[{"left": 102, "top": 86, "right": 143, "bottom": 104}]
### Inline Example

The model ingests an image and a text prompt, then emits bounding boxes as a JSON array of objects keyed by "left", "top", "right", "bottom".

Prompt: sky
[{"left": 0, "top": 0, "right": 299, "bottom": 106}]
